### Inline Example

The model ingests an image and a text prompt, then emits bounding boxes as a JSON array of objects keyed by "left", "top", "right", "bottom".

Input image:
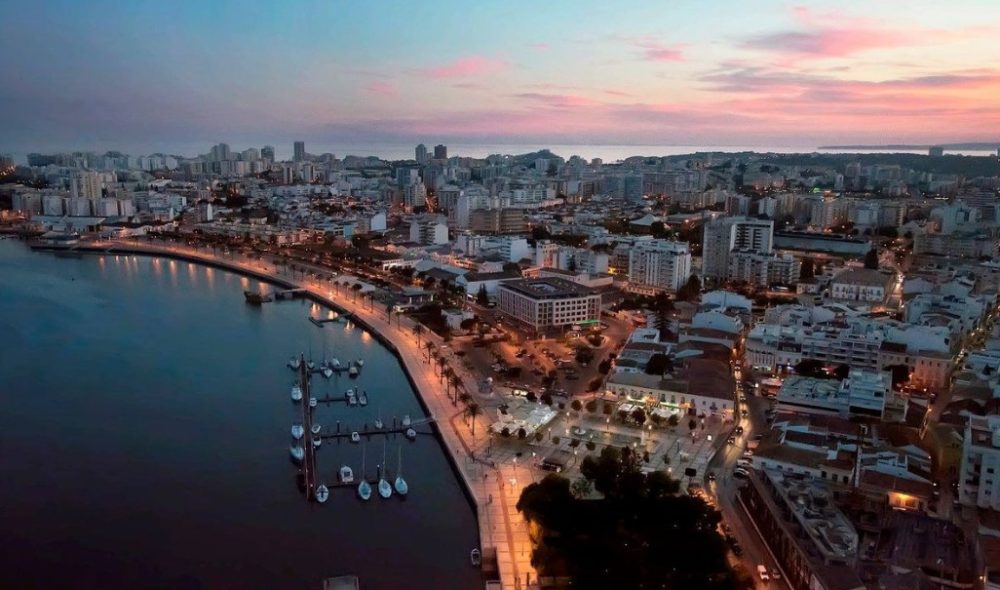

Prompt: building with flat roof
[
  {"left": 626, "top": 239, "right": 691, "bottom": 294},
  {"left": 958, "top": 414, "right": 1000, "bottom": 510},
  {"left": 496, "top": 277, "right": 600, "bottom": 333}
]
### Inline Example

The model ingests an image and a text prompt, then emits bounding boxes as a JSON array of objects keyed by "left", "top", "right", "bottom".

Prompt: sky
[{"left": 2, "top": 0, "right": 1000, "bottom": 155}]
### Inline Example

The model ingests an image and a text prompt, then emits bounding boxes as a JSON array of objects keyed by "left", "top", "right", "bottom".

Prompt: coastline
[{"left": 29, "top": 239, "right": 529, "bottom": 589}]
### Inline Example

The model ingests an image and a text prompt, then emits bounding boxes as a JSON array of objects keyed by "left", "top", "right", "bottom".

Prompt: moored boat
[
  {"left": 312, "top": 436, "right": 322, "bottom": 448},
  {"left": 289, "top": 445, "right": 305, "bottom": 463},
  {"left": 351, "top": 431, "right": 360, "bottom": 443},
  {"left": 291, "top": 423, "right": 304, "bottom": 440},
  {"left": 291, "top": 385, "right": 303, "bottom": 402},
  {"left": 394, "top": 445, "right": 408, "bottom": 496},
  {"left": 322, "top": 367, "right": 333, "bottom": 379},
  {"left": 309, "top": 396, "right": 317, "bottom": 408},
  {"left": 311, "top": 423, "right": 321, "bottom": 435},
  {"left": 339, "top": 465, "right": 355, "bottom": 483},
  {"left": 405, "top": 427, "right": 417, "bottom": 440},
  {"left": 358, "top": 390, "right": 368, "bottom": 406},
  {"left": 315, "top": 484, "right": 329, "bottom": 503},
  {"left": 470, "top": 548, "right": 481, "bottom": 566}
]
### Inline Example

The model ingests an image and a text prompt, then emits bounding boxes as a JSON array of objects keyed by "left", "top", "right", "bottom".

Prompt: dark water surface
[{"left": 0, "top": 241, "right": 481, "bottom": 589}]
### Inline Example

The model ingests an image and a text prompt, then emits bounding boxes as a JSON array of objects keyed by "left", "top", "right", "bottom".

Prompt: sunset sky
[{"left": 3, "top": 0, "right": 1000, "bottom": 154}]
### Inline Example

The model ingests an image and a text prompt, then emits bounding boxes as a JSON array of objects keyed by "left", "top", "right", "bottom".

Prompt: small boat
[
  {"left": 307, "top": 360, "right": 316, "bottom": 370},
  {"left": 358, "top": 390, "right": 368, "bottom": 406},
  {"left": 358, "top": 445, "right": 371, "bottom": 500},
  {"left": 288, "top": 357, "right": 301, "bottom": 370},
  {"left": 470, "top": 549, "right": 481, "bottom": 567},
  {"left": 312, "top": 436, "right": 322, "bottom": 448},
  {"left": 309, "top": 397, "right": 318, "bottom": 408},
  {"left": 348, "top": 364, "right": 359, "bottom": 378},
  {"left": 330, "top": 358, "right": 341, "bottom": 369},
  {"left": 347, "top": 390, "right": 358, "bottom": 406},
  {"left": 322, "top": 367, "right": 333, "bottom": 379},
  {"left": 356, "top": 359, "right": 365, "bottom": 367},
  {"left": 394, "top": 445, "right": 408, "bottom": 496},
  {"left": 358, "top": 479, "right": 372, "bottom": 501},
  {"left": 291, "top": 385, "right": 303, "bottom": 402},
  {"left": 289, "top": 445, "right": 305, "bottom": 463},
  {"left": 291, "top": 424, "right": 304, "bottom": 440},
  {"left": 402, "top": 414, "right": 411, "bottom": 427},
  {"left": 375, "top": 415, "right": 384, "bottom": 430},
  {"left": 378, "top": 466, "right": 392, "bottom": 499},
  {"left": 405, "top": 428, "right": 417, "bottom": 440},
  {"left": 351, "top": 431, "right": 361, "bottom": 443},
  {"left": 311, "top": 423, "right": 321, "bottom": 435},
  {"left": 315, "top": 484, "right": 329, "bottom": 503},
  {"left": 339, "top": 465, "right": 355, "bottom": 483}
]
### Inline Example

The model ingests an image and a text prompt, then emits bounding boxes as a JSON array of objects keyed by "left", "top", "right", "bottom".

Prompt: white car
[{"left": 757, "top": 565, "right": 769, "bottom": 582}]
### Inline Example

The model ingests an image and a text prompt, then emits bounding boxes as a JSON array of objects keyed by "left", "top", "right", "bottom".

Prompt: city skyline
[{"left": 3, "top": 0, "right": 1000, "bottom": 154}]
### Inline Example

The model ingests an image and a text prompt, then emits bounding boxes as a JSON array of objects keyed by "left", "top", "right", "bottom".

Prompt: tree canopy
[{"left": 518, "top": 446, "right": 746, "bottom": 590}]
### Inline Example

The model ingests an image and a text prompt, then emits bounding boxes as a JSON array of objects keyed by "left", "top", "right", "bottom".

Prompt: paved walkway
[{"left": 96, "top": 240, "right": 535, "bottom": 590}]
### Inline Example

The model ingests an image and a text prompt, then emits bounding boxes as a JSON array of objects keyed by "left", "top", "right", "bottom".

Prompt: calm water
[{"left": 0, "top": 241, "right": 481, "bottom": 589}]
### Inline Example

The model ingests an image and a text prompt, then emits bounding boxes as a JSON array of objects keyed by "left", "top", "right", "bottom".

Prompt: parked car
[{"left": 756, "top": 565, "right": 770, "bottom": 582}]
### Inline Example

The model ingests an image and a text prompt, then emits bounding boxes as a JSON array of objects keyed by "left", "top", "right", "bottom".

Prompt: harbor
[
  {"left": 28, "top": 238, "right": 532, "bottom": 589},
  {"left": 2, "top": 239, "right": 484, "bottom": 589}
]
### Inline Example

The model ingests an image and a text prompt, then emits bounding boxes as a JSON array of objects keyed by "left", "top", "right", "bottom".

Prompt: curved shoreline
[{"left": 29, "top": 240, "right": 510, "bottom": 586}]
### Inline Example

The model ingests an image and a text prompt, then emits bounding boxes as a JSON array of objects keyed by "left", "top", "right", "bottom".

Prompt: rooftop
[{"left": 498, "top": 277, "right": 597, "bottom": 299}]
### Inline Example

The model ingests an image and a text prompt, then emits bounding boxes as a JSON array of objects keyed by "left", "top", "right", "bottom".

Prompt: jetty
[{"left": 296, "top": 354, "right": 318, "bottom": 501}]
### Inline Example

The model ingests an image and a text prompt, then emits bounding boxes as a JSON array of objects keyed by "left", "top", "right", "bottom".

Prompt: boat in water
[
  {"left": 347, "top": 389, "right": 357, "bottom": 406},
  {"left": 358, "top": 445, "right": 372, "bottom": 500},
  {"left": 307, "top": 360, "right": 316, "bottom": 370},
  {"left": 378, "top": 442, "right": 392, "bottom": 498},
  {"left": 322, "top": 367, "right": 333, "bottom": 379},
  {"left": 289, "top": 445, "right": 305, "bottom": 463},
  {"left": 291, "top": 423, "right": 304, "bottom": 440},
  {"left": 312, "top": 436, "right": 322, "bottom": 448},
  {"left": 470, "top": 549, "right": 482, "bottom": 566},
  {"left": 288, "top": 357, "right": 301, "bottom": 370},
  {"left": 402, "top": 414, "right": 411, "bottom": 427},
  {"left": 405, "top": 427, "right": 417, "bottom": 440},
  {"left": 291, "top": 385, "right": 303, "bottom": 402},
  {"left": 339, "top": 465, "right": 355, "bottom": 483},
  {"left": 374, "top": 413, "right": 384, "bottom": 430},
  {"left": 351, "top": 431, "right": 361, "bottom": 443},
  {"left": 348, "top": 364, "right": 359, "bottom": 378},
  {"left": 311, "top": 423, "right": 321, "bottom": 435},
  {"left": 378, "top": 466, "right": 392, "bottom": 499},
  {"left": 330, "top": 358, "right": 341, "bottom": 369},
  {"left": 309, "top": 397, "right": 318, "bottom": 408},
  {"left": 315, "top": 484, "right": 329, "bottom": 503},
  {"left": 358, "top": 390, "right": 368, "bottom": 406},
  {"left": 394, "top": 445, "right": 408, "bottom": 496},
  {"left": 356, "top": 359, "right": 365, "bottom": 367}
]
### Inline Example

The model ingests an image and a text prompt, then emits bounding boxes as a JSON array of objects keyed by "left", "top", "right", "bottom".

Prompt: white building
[
  {"left": 496, "top": 278, "right": 601, "bottom": 333},
  {"left": 702, "top": 216, "right": 774, "bottom": 281},
  {"left": 829, "top": 268, "right": 896, "bottom": 304},
  {"left": 958, "top": 415, "right": 1000, "bottom": 510},
  {"left": 627, "top": 240, "right": 691, "bottom": 293},
  {"left": 409, "top": 217, "right": 449, "bottom": 245}
]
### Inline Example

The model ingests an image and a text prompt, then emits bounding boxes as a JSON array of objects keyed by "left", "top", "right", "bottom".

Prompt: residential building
[
  {"left": 702, "top": 216, "right": 774, "bottom": 281},
  {"left": 829, "top": 268, "right": 896, "bottom": 304},
  {"left": 626, "top": 240, "right": 691, "bottom": 293},
  {"left": 293, "top": 141, "right": 306, "bottom": 162},
  {"left": 958, "top": 415, "right": 1000, "bottom": 510},
  {"left": 408, "top": 216, "right": 449, "bottom": 245}
]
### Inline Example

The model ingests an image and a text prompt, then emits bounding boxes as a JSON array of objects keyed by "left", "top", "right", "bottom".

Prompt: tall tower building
[
  {"left": 261, "top": 145, "right": 275, "bottom": 161},
  {"left": 434, "top": 144, "right": 448, "bottom": 160},
  {"left": 415, "top": 144, "right": 428, "bottom": 163},
  {"left": 293, "top": 141, "right": 306, "bottom": 162},
  {"left": 702, "top": 217, "right": 774, "bottom": 280}
]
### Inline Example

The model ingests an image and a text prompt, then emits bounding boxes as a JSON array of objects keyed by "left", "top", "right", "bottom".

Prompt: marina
[{"left": 0, "top": 241, "right": 483, "bottom": 589}]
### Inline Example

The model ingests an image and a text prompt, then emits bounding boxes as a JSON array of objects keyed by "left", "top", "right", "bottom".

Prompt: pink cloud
[
  {"left": 603, "top": 89, "right": 632, "bottom": 97},
  {"left": 514, "top": 93, "right": 602, "bottom": 108},
  {"left": 367, "top": 81, "right": 397, "bottom": 96},
  {"left": 529, "top": 42, "right": 549, "bottom": 51},
  {"left": 633, "top": 39, "right": 685, "bottom": 62},
  {"left": 422, "top": 56, "right": 508, "bottom": 78}
]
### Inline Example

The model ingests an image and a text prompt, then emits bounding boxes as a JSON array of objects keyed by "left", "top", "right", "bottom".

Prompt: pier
[
  {"left": 296, "top": 354, "right": 318, "bottom": 501},
  {"left": 275, "top": 288, "right": 307, "bottom": 300}
]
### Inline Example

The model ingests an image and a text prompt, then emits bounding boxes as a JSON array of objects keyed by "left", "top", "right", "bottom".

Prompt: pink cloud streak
[
  {"left": 367, "top": 81, "right": 397, "bottom": 96},
  {"left": 422, "top": 56, "right": 508, "bottom": 78}
]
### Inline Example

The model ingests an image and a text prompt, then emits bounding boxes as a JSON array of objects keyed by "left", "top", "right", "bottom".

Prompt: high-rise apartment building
[
  {"left": 293, "top": 141, "right": 306, "bottom": 162},
  {"left": 627, "top": 240, "right": 692, "bottom": 293},
  {"left": 702, "top": 217, "right": 774, "bottom": 280},
  {"left": 433, "top": 144, "right": 447, "bottom": 160},
  {"left": 415, "top": 144, "right": 428, "bottom": 163},
  {"left": 261, "top": 145, "right": 275, "bottom": 161}
]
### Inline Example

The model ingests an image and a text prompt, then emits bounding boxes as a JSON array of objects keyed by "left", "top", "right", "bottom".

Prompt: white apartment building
[
  {"left": 702, "top": 216, "right": 774, "bottom": 281},
  {"left": 409, "top": 217, "right": 449, "bottom": 245},
  {"left": 958, "top": 415, "right": 1000, "bottom": 510},
  {"left": 726, "top": 251, "right": 799, "bottom": 286},
  {"left": 829, "top": 268, "right": 896, "bottom": 304},
  {"left": 496, "top": 278, "right": 601, "bottom": 333},
  {"left": 627, "top": 239, "right": 691, "bottom": 293}
]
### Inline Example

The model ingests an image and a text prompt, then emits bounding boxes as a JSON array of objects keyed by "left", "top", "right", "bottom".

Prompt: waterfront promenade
[{"left": 57, "top": 239, "right": 535, "bottom": 590}]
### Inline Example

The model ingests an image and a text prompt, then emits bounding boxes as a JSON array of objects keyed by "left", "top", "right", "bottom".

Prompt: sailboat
[
  {"left": 291, "top": 423, "right": 304, "bottom": 440},
  {"left": 394, "top": 445, "right": 408, "bottom": 496},
  {"left": 289, "top": 445, "right": 304, "bottom": 463},
  {"left": 348, "top": 363, "right": 359, "bottom": 378},
  {"left": 322, "top": 367, "right": 333, "bottom": 379},
  {"left": 315, "top": 484, "right": 329, "bottom": 503},
  {"left": 347, "top": 389, "right": 358, "bottom": 406},
  {"left": 402, "top": 414, "right": 411, "bottom": 427},
  {"left": 378, "top": 441, "right": 392, "bottom": 498},
  {"left": 291, "top": 384, "right": 303, "bottom": 402},
  {"left": 312, "top": 436, "right": 322, "bottom": 448},
  {"left": 358, "top": 389, "right": 368, "bottom": 406},
  {"left": 357, "top": 444, "right": 372, "bottom": 501},
  {"left": 288, "top": 357, "right": 301, "bottom": 370},
  {"left": 356, "top": 359, "right": 365, "bottom": 367},
  {"left": 374, "top": 408, "right": 384, "bottom": 430}
]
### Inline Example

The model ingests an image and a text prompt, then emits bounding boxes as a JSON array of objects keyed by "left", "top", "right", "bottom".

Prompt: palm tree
[
  {"left": 466, "top": 402, "right": 482, "bottom": 438},
  {"left": 423, "top": 341, "right": 435, "bottom": 363},
  {"left": 436, "top": 353, "right": 447, "bottom": 378},
  {"left": 459, "top": 392, "right": 471, "bottom": 406},
  {"left": 351, "top": 283, "right": 362, "bottom": 302},
  {"left": 413, "top": 323, "right": 425, "bottom": 346},
  {"left": 449, "top": 373, "right": 462, "bottom": 404}
]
